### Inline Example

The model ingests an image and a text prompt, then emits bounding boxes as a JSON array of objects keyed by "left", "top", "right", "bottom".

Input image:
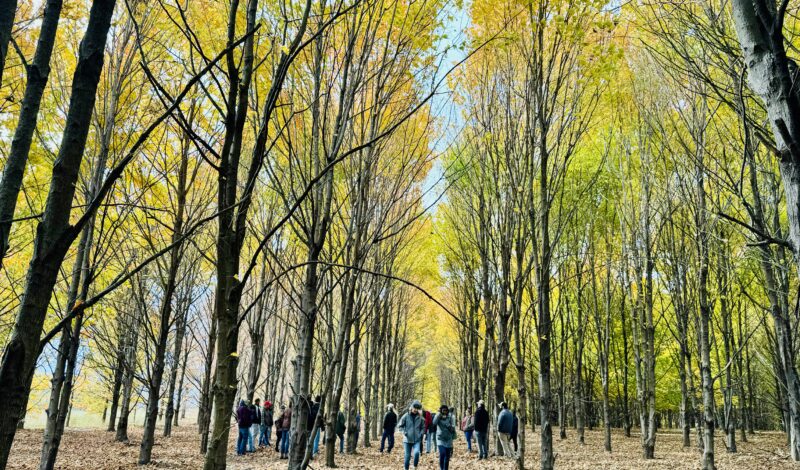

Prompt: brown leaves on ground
[{"left": 7, "top": 425, "right": 795, "bottom": 469}]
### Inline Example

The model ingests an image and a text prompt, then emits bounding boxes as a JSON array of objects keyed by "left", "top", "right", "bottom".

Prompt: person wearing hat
[
  {"left": 496, "top": 401, "right": 515, "bottom": 458},
  {"left": 433, "top": 405, "right": 456, "bottom": 470},
  {"left": 397, "top": 400, "right": 425, "bottom": 470},
  {"left": 261, "top": 401, "right": 273, "bottom": 447},
  {"left": 380, "top": 403, "right": 398, "bottom": 453},
  {"left": 474, "top": 400, "right": 490, "bottom": 459}
]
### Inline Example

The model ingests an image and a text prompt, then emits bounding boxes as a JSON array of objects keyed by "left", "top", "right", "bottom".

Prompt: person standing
[
  {"left": 262, "top": 401, "right": 273, "bottom": 447},
  {"left": 398, "top": 400, "right": 425, "bottom": 470},
  {"left": 274, "top": 405, "right": 284, "bottom": 453},
  {"left": 336, "top": 409, "right": 346, "bottom": 454},
  {"left": 433, "top": 405, "right": 456, "bottom": 470},
  {"left": 380, "top": 403, "right": 398, "bottom": 453},
  {"left": 510, "top": 409, "right": 519, "bottom": 453},
  {"left": 474, "top": 400, "right": 490, "bottom": 460},
  {"left": 496, "top": 402, "right": 515, "bottom": 458},
  {"left": 248, "top": 400, "right": 260, "bottom": 452},
  {"left": 309, "top": 395, "right": 321, "bottom": 457},
  {"left": 280, "top": 403, "right": 292, "bottom": 459},
  {"left": 461, "top": 407, "right": 475, "bottom": 453},
  {"left": 236, "top": 400, "right": 253, "bottom": 456}
]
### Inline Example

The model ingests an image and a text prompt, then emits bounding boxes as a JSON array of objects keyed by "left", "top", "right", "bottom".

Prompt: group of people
[
  {"left": 462, "top": 400, "right": 520, "bottom": 459},
  {"left": 235, "top": 398, "right": 293, "bottom": 458},
  {"left": 236, "top": 396, "right": 519, "bottom": 470},
  {"left": 235, "top": 395, "right": 359, "bottom": 460},
  {"left": 380, "top": 399, "right": 519, "bottom": 470}
]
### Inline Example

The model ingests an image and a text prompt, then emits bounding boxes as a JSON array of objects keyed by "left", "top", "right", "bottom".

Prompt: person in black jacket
[
  {"left": 473, "top": 400, "right": 490, "bottom": 459},
  {"left": 510, "top": 409, "right": 519, "bottom": 452},
  {"left": 380, "top": 403, "right": 398, "bottom": 453}
]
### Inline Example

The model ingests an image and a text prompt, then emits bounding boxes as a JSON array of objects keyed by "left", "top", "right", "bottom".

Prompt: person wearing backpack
[{"left": 461, "top": 407, "right": 475, "bottom": 453}]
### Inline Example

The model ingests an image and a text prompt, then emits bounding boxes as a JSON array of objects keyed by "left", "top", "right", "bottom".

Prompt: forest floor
[{"left": 7, "top": 424, "right": 796, "bottom": 469}]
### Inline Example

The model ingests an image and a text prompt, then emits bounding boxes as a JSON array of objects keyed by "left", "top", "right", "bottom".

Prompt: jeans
[
  {"left": 403, "top": 441, "right": 421, "bottom": 470},
  {"left": 438, "top": 446, "right": 453, "bottom": 470},
  {"left": 476, "top": 431, "right": 488, "bottom": 458},
  {"left": 312, "top": 428, "right": 321, "bottom": 455},
  {"left": 464, "top": 430, "right": 473, "bottom": 452},
  {"left": 237, "top": 427, "right": 249, "bottom": 455},
  {"left": 258, "top": 424, "right": 267, "bottom": 446},
  {"left": 498, "top": 432, "right": 515, "bottom": 458},
  {"left": 425, "top": 432, "right": 434, "bottom": 453},
  {"left": 275, "top": 429, "right": 282, "bottom": 451},
  {"left": 338, "top": 434, "right": 344, "bottom": 453},
  {"left": 380, "top": 429, "right": 395, "bottom": 452},
  {"left": 281, "top": 430, "right": 290, "bottom": 454},
  {"left": 248, "top": 424, "right": 257, "bottom": 451}
]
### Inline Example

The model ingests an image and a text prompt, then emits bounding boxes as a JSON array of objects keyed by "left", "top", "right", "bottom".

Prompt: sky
[{"left": 420, "top": 0, "right": 472, "bottom": 211}]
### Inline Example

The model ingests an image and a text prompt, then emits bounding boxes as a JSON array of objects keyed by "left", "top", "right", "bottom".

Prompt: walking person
[
  {"left": 398, "top": 400, "right": 425, "bottom": 470},
  {"left": 510, "top": 409, "right": 519, "bottom": 453},
  {"left": 424, "top": 409, "right": 436, "bottom": 454},
  {"left": 235, "top": 400, "right": 253, "bottom": 456},
  {"left": 496, "top": 402, "right": 515, "bottom": 458},
  {"left": 461, "top": 407, "right": 475, "bottom": 453},
  {"left": 433, "top": 405, "right": 456, "bottom": 470},
  {"left": 380, "top": 403, "right": 398, "bottom": 453},
  {"left": 474, "top": 400, "right": 490, "bottom": 460},
  {"left": 262, "top": 401, "right": 273, "bottom": 447}
]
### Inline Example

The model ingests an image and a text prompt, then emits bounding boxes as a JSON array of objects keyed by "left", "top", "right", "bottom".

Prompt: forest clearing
[{"left": 6, "top": 0, "right": 800, "bottom": 469}]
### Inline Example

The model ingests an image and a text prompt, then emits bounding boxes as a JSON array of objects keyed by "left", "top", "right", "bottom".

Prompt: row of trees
[
  {"left": 0, "top": 1, "right": 454, "bottom": 470},
  {"left": 437, "top": 0, "right": 800, "bottom": 470}
]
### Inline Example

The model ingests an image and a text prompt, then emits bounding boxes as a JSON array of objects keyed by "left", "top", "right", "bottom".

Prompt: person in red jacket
[{"left": 423, "top": 409, "right": 436, "bottom": 454}]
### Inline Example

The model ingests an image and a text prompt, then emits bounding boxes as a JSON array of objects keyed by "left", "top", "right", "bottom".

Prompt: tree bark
[
  {"left": 0, "top": 0, "right": 63, "bottom": 265},
  {"left": 0, "top": 3, "right": 116, "bottom": 467}
]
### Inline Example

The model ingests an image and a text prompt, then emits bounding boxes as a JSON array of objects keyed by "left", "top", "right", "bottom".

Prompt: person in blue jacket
[
  {"left": 496, "top": 401, "right": 515, "bottom": 458},
  {"left": 397, "top": 400, "right": 425, "bottom": 470}
]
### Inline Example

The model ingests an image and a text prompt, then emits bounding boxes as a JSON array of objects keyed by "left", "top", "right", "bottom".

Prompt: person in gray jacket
[
  {"left": 496, "top": 401, "right": 515, "bottom": 458},
  {"left": 397, "top": 400, "right": 425, "bottom": 470},
  {"left": 433, "top": 405, "right": 456, "bottom": 470}
]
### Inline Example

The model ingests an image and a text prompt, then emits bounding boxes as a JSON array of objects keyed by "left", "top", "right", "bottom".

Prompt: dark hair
[
  {"left": 501, "top": 401, "right": 508, "bottom": 409},
  {"left": 440, "top": 405, "right": 449, "bottom": 412},
  {"left": 315, "top": 395, "right": 322, "bottom": 402}
]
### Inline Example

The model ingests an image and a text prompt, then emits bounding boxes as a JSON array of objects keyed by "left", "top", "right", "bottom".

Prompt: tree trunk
[
  {"left": 0, "top": 3, "right": 116, "bottom": 467},
  {"left": 0, "top": 0, "right": 63, "bottom": 264}
]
